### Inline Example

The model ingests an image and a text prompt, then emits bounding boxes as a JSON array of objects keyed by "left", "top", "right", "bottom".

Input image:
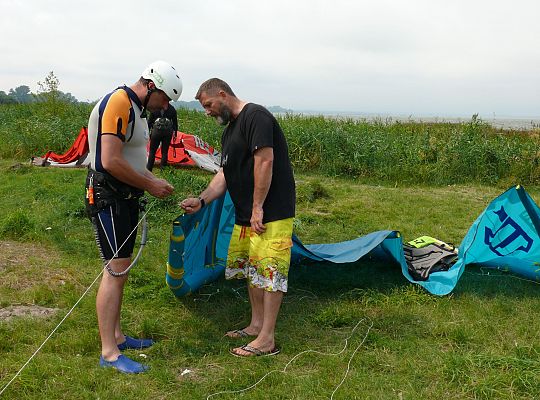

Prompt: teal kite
[{"left": 166, "top": 186, "right": 540, "bottom": 297}]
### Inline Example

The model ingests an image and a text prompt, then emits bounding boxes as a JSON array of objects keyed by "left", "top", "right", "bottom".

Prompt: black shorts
[{"left": 91, "top": 198, "right": 140, "bottom": 260}]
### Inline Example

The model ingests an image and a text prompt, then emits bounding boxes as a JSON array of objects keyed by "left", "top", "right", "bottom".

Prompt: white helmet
[{"left": 142, "top": 60, "right": 183, "bottom": 101}]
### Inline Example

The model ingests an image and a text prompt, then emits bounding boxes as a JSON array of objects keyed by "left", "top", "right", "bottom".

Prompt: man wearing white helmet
[{"left": 84, "top": 60, "right": 182, "bottom": 373}]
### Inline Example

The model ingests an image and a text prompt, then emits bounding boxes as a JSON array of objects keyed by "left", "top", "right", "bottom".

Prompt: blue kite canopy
[
  {"left": 453, "top": 185, "right": 540, "bottom": 282},
  {"left": 166, "top": 193, "right": 233, "bottom": 297},
  {"left": 166, "top": 186, "right": 540, "bottom": 297}
]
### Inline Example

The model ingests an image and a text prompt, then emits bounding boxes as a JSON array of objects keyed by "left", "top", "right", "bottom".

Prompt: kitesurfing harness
[
  {"left": 85, "top": 169, "right": 148, "bottom": 276},
  {"left": 105, "top": 208, "right": 148, "bottom": 277}
]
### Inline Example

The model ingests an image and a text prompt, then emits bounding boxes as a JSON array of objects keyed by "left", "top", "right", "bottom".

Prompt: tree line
[{"left": 0, "top": 71, "right": 80, "bottom": 104}]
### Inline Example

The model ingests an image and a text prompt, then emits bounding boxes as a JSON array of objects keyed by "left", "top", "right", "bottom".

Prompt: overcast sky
[{"left": 2, "top": 0, "right": 539, "bottom": 117}]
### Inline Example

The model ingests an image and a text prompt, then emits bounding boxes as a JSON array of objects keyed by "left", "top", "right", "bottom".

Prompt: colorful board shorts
[
  {"left": 91, "top": 198, "right": 140, "bottom": 261},
  {"left": 225, "top": 218, "right": 294, "bottom": 292}
]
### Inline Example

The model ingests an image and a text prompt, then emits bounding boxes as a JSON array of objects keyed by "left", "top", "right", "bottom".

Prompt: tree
[
  {"left": 36, "top": 71, "right": 61, "bottom": 103},
  {"left": 59, "top": 91, "right": 78, "bottom": 103},
  {"left": 8, "top": 85, "right": 33, "bottom": 103},
  {"left": 36, "top": 71, "right": 78, "bottom": 104},
  {"left": 0, "top": 90, "right": 16, "bottom": 104}
]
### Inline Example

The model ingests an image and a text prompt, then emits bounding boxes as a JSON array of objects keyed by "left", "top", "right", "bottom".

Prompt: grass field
[
  {"left": 2, "top": 157, "right": 540, "bottom": 399},
  {"left": 2, "top": 103, "right": 540, "bottom": 186}
]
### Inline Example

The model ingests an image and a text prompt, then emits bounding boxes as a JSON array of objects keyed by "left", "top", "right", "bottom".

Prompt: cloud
[{"left": 1, "top": 0, "right": 539, "bottom": 116}]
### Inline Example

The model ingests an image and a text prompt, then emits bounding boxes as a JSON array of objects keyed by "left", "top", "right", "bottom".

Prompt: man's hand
[
  {"left": 250, "top": 206, "right": 266, "bottom": 234},
  {"left": 147, "top": 178, "right": 174, "bottom": 199},
  {"left": 180, "top": 197, "right": 202, "bottom": 214}
]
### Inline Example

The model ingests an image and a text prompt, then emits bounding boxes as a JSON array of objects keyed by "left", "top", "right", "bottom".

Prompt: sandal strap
[
  {"left": 242, "top": 345, "right": 264, "bottom": 356},
  {"left": 233, "top": 329, "right": 249, "bottom": 338}
]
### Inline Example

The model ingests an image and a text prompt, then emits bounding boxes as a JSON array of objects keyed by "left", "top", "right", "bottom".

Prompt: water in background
[{"left": 283, "top": 111, "right": 540, "bottom": 131}]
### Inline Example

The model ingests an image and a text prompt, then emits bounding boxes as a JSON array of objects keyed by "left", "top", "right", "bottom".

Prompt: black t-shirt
[{"left": 221, "top": 103, "right": 295, "bottom": 226}]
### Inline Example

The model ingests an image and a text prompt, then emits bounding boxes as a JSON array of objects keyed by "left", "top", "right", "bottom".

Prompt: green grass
[
  {"left": 2, "top": 103, "right": 540, "bottom": 185},
  {"left": 2, "top": 158, "right": 540, "bottom": 399}
]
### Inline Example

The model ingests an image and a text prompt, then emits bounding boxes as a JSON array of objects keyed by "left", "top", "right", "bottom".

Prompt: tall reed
[{"left": 1, "top": 104, "right": 538, "bottom": 185}]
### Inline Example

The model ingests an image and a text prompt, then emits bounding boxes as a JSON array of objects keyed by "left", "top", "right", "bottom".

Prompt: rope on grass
[
  {"left": 226, "top": 287, "right": 318, "bottom": 304},
  {"left": 206, "top": 317, "right": 374, "bottom": 400},
  {"left": 465, "top": 267, "right": 540, "bottom": 286},
  {"left": 0, "top": 203, "right": 154, "bottom": 397},
  {"left": 282, "top": 288, "right": 318, "bottom": 304}
]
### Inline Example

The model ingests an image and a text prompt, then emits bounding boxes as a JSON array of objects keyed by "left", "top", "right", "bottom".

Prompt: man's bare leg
[
  {"left": 114, "top": 287, "right": 125, "bottom": 344},
  {"left": 232, "top": 290, "right": 283, "bottom": 355},
  {"left": 96, "top": 257, "right": 129, "bottom": 361},
  {"left": 226, "top": 285, "right": 264, "bottom": 337}
]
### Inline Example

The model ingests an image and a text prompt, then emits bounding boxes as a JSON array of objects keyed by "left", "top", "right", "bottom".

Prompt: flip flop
[
  {"left": 230, "top": 344, "right": 281, "bottom": 357},
  {"left": 225, "top": 329, "right": 257, "bottom": 339}
]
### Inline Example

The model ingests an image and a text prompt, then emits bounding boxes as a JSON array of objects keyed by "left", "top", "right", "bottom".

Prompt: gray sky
[{"left": 2, "top": 0, "right": 540, "bottom": 117}]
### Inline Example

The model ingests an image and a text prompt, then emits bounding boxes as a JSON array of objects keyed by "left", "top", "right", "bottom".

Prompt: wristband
[{"left": 198, "top": 197, "right": 205, "bottom": 208}]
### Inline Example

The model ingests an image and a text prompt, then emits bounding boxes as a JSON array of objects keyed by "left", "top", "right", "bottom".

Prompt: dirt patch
[
  {"left": 0, "top": 305, "right": 59, "bottom": 321},
  {"left": 1, "top": 241, "right": 36, "bottom": 271},
  {"left": 0, "top": 240, "right": 72, "bottom": 290},
  {"left": 310, "top": 210, "right": 332, "bottom": 216},
  {"left": 176, "top": 367, "right": 197, "bottom": 380},
  {"left": 1, "top": 240, "right": 58, "bottom": 268},
  {"left": 176, "top": 364, "right": 230, "bottom": 383}
]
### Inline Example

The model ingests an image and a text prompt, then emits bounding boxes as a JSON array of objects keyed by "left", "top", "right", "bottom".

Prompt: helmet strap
[{"left": 141, "top": 82, "right": 157, "bottom": 117}]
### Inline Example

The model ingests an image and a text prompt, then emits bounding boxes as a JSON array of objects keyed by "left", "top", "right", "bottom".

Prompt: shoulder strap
[{"left": 116, "top": 86, "right": 136, "bottom": 142}]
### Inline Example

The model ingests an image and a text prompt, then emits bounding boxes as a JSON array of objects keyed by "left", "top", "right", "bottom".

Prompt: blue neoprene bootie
[
  {"left": 117, "top": 336, "right": 154, "bottom": 351},
  {"left": 99, "top": 355, "right": 149, "bottom": 374}
]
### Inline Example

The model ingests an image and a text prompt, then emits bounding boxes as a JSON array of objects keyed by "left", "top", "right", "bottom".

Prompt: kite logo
[
  {"left": 484, "top": 206, "right": 533, "bottom": 256},
  {"left": 194, "top": 136, "right": 211, "bottom": 152}
]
